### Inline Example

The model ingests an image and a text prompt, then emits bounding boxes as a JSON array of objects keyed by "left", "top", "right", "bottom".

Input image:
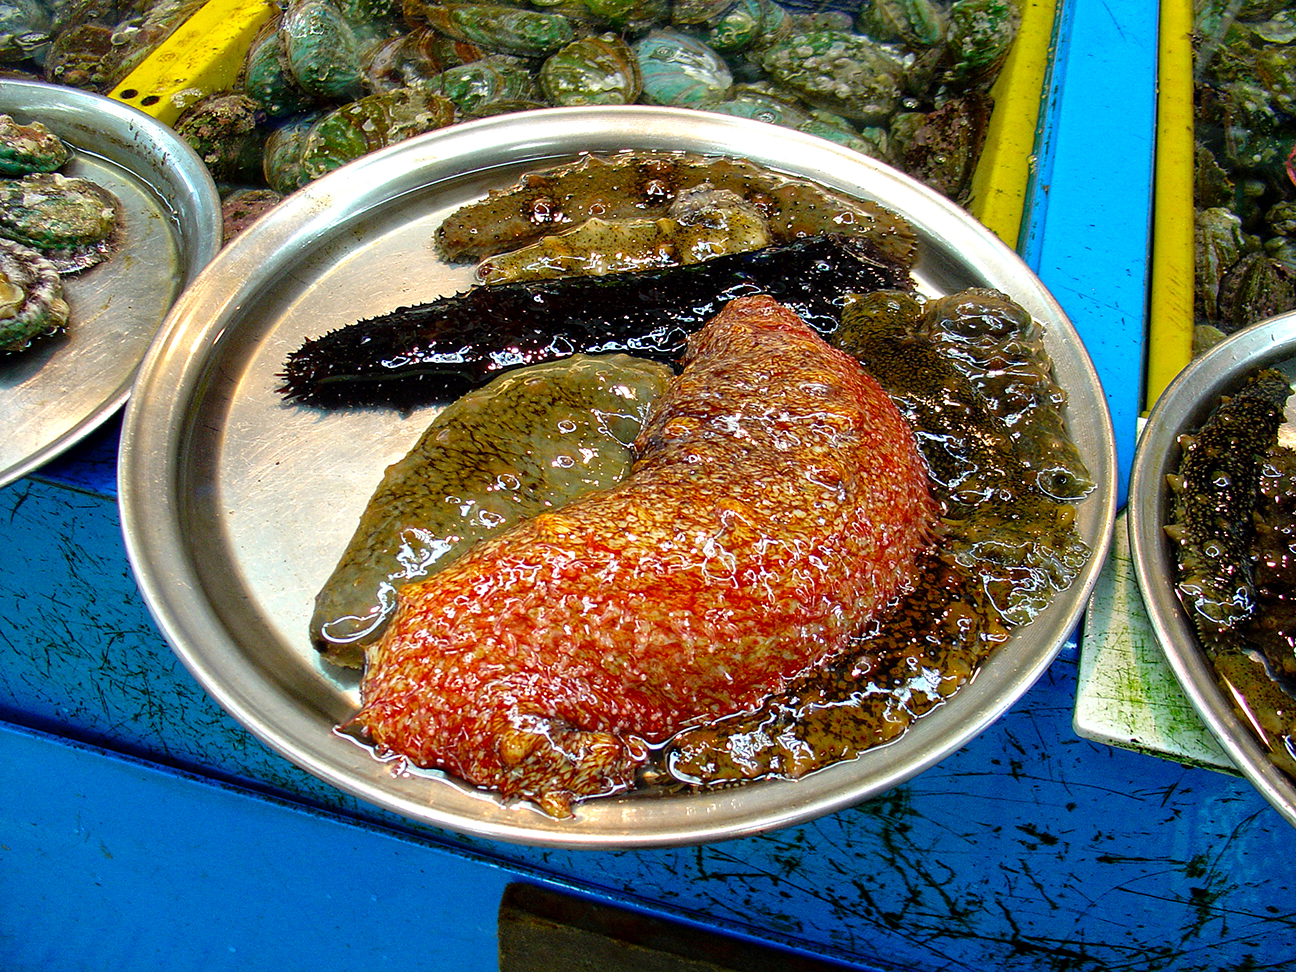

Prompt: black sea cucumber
[
  {"left": 278, "top": 234, "right": 911, "bottom": 410},
  {"left": 1164, "top": 368, "right": 1296, "bottom": 778}
]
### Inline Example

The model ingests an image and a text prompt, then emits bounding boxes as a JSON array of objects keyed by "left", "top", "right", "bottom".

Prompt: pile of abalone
[
  {"left": 0, "top": 0, "right": 1022, "bottom": 236},
  {"left": 1192, "top": 4, "right": 1296, "bottom": 348},
  {"left": 0, "top": 113, "right": 121, "bottom": 353}
]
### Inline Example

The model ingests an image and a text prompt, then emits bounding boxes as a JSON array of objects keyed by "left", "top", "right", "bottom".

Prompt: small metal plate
[
  {"left": 1129, "top": 312, "right": 1296, "bottom": 830},
  {"left": 119, "top": 107, "right": 1117, "bottom": 847},
  {"left": 0, "top": 79, "right": 221, "bottom": 487}
]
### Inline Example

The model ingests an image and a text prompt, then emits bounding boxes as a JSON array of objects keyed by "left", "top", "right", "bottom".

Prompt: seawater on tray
[
  {"left": 0, "top": 80, "right": 220, "bottom": 487},
  {"left": 119, "top": 107, "right": 1117, "bottom": 848}
]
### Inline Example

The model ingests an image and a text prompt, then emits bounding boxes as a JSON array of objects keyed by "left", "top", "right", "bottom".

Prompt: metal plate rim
[
  {"left": 1129, "top": 311, "right": 1296, "bottom": 830},
  {"left": 120, "top": 106, "right": 1117, "bottom": 847},
  {"left": 0, "top": 78, "right": 221, "bottom": 488}
]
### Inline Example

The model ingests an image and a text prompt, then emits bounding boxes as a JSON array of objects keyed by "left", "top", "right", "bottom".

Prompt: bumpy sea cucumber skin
[
  {"left": 353, "top": 295, "right": 938, "bottom": 813},
  {"left": 278, "top": 234, "right": 912, "bottom": 411},
  {"left": 1168, "top": 368, "right": 1294, "bottom": 646}
]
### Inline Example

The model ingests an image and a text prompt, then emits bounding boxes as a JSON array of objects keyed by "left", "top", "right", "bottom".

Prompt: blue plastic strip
[
  {"left": 1020, "top": 0, "right": 1156, "bottom": 508},
  {"left": 0, "top": 719, "right": 881, "bottom": 972}
]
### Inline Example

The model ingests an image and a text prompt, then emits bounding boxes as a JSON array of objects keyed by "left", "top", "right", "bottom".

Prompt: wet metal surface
[{"left": 0, "top": 81, "right": 220, "bottom": 487}]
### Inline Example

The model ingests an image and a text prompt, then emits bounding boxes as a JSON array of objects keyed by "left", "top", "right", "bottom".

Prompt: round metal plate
[
  {"left": 1129, "top": 311, "right": 1296, "bottom": 830},
  {"left": 119, "top": 107, "right": 1117, "bottom": 847},
  {"left": 0, "top": 79, "right": 221, "bottom": 487}
]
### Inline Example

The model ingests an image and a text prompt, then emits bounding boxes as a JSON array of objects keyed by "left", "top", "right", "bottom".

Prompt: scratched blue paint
[
  {"left": 508, "top": 661, "right": 1296, "bottom": 972},
  {"left": 1, "top": 722, "right": 880, "bottom": 972},
  {"left": 2, "top": 476, "right": 1295, "bottom": 970},
  {"left": 0, "top": 478, "right": 354, "bottom": 809},
  {"left": 30, "top": 411, "right": 121, "bottom": 497}
]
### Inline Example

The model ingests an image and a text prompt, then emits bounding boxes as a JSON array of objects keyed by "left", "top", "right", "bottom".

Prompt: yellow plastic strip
[
  {"left": 109, "top": 0, "right": 277, "bottom": 126},
  {"left": 966, "top": 0, "right": 1058, "bottom": 250},
  {"left": 1144, "top": 0, "right": 1195, "bottom": 412}
]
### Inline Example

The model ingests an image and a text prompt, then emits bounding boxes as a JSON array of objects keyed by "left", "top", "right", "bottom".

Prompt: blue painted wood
[
  {"left": 1, "top": 722, "right": 510, "bottom": 972},
  {"left": 1, "top": 477, "right": 1293, "bottom": 970},
  {"left": 29, "top": 411, "right": 121, "bottom": 498}
]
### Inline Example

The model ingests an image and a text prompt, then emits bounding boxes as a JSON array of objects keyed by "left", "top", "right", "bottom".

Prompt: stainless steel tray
[
  {"left": 0, "top": 79, "right": 221, "bottom": 488},
  {"left": 1129, "top": 312, "right": 1296, "bottom": 830},
  {"left": 119, "top": 107, "right": 1117, "bottom": 847}
]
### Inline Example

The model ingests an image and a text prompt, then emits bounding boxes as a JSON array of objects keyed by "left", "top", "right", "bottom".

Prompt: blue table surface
[{"left": 8, "top": 5, "right": 1288, "bottom": 972}]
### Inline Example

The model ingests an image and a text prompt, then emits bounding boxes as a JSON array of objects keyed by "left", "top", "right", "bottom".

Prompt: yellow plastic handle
[
  {"left": 1144, "top": 0, "right": 1195, "bottom": 412},
  {"left": 109, "top": 0, "right": 278, "bottom": 126},
  {"left": 967, "top": 0, "right": 1058, "bottom": 252}
]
